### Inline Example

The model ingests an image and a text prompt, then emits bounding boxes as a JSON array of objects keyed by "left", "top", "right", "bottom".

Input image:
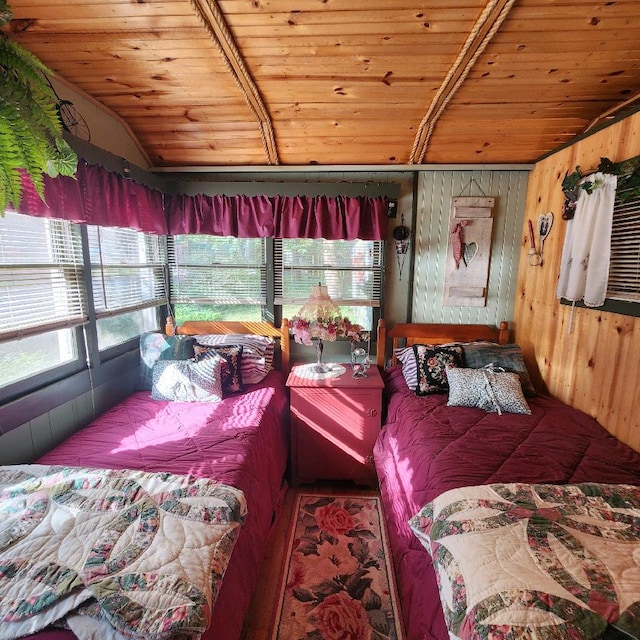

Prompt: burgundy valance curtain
[
  {"left": 17, "top": 160, "right": 389, "bottom": 241},
  {"left": 17, "top": 160, "right": 167, "bottom": 235},
  {"left": 165, "top": 193, "right": 388, "bottom": 240}
]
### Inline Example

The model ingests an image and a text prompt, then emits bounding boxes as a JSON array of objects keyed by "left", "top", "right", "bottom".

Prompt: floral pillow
[
  {"left": 151, "top": 355, "right": 223, "bottom": 402},
  {"left": 195, "top": 334, "right": 274, "bottom": 384},
  {"left": 194, "top": 344, "right": 244, "bottom": 393},
  {"left": 414, "top": 344, "right": 465, "bottom": 395},
  {"left": 447, "top": 367, "right": 531, "bottom": 415}
]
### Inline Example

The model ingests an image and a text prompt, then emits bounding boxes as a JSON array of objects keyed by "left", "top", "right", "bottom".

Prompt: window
[
  {"left": 0, "top": 212, "right": 86, "bottom": 386},
  {"left": 87, "top": 226, "right": 167, "bottom": 350},
  {"left": 275, "top": 238, "right": 384, "bottom": 330},
  {"left": 168, "top": 235, "right": 266, "bottom": 323},
  {"left": 607, "top": 188, "right": 640, "bottom": 303}
]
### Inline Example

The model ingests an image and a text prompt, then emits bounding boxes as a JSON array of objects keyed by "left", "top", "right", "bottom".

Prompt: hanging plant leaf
[
  {"left": 0, "top": 0, "right": 77, "bottom": 214},
  {"left": 562, "top": 154, "right": 640, "bottom": 215}
]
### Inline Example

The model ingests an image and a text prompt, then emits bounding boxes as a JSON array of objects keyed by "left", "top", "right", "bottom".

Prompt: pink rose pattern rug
[{"left": 272, "top": 493, "right": 404, "bottom": 640}]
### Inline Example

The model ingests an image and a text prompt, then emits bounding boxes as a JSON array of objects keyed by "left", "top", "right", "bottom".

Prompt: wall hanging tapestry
[{"left": 271, "top": 493, "right": 404, "bottom": 640}]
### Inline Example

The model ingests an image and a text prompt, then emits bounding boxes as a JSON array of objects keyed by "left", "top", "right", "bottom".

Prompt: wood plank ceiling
[{"left": 4, "top": 0, "right": 640, "bottom": 169}]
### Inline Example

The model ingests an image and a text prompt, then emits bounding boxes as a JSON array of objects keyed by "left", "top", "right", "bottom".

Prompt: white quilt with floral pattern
[
  {"left": 0, "top": 464, "right": 246, "bottom": 640},
  {"left": 410, "top": 482, "right": 640, "bottom": 640}
]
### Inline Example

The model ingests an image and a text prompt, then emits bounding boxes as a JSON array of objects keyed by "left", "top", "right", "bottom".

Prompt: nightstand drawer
[{"left": 287, "top": 365, "right": 383, "bottom": 487}]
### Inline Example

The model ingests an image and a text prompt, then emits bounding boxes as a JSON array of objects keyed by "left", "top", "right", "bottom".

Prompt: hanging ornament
[{"left": 392, "top": 214, "right": 411, "bottom": 280}]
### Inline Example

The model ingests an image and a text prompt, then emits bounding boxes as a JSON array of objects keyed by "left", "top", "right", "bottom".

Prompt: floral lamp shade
[
  {"left": 289, "top": 284, "right": 343, "bottom": 345},
  {"left": 289, "top": 284, "right": 364, "bottom": 374}
]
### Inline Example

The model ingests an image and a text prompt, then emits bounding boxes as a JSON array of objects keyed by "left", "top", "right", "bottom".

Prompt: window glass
[
  {"left": 276, "top": 238, "right": 384, "bottom": 330},
  {"left": 608, "top": 188, "right": 640, "bottom": 302},
  {"left": 0, "top": 327, "right": 78, "bottom": 388},
  {"left": 96, "top": 307, "right": 159, "bottom": 351},
  {"left": 87, "top": 226, "right": 166, "bottom": 350},
  {"left": 168, "top": 236, "right": 266, "bottom": 322},
  {"left": 0, "top": 211, "right": 86, "bottom": 339}
]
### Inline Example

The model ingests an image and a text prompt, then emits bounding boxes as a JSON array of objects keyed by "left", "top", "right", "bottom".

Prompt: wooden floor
[{"left": 241, "top": 481, "right": 380, "bottom": 640}]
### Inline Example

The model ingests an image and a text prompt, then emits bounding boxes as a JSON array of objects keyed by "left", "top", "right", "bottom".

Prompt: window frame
[
  {"left": 561, "top": 184, "right": 640, "bottom": 318},
  {"left": 167, "top": 235, "right": 269, "bottom": 323},
  {"left": 273, "top": 237, "right": 385, "bottom": 332},
  {"left": 87, "top": 226, "right": 167, "bottom": 357}
]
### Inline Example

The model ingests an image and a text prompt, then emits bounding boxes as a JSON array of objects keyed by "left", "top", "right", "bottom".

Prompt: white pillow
[
  {"left": 195, "top": 334, "right": 275, "bottom": 384},
  {"left": 446, "top": 367, "right": 531, "bottom": 415}
]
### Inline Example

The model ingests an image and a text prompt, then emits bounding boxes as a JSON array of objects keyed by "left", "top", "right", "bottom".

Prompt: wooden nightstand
[{"left": 286, "top": 364, "right": 384, "bottom": 487}]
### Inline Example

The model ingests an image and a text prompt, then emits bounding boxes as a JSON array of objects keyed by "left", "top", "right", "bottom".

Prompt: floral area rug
[{"left": 271, "top": 493, "right": 404, "bottom": 640}]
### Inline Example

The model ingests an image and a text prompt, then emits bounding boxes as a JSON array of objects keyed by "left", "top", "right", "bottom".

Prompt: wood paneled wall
[{"left": 514, "top": 111, "right": 640, "bottom": 453}]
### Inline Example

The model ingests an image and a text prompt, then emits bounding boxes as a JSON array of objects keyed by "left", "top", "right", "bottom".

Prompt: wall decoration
[
  {"left": 392, "top": 214, "right": 411, "bottom": 280},
  {"left": 528, "top": 212, "right": 554, "bottom": 266},
  {"left": 561, "top": 154, "right": 640, "bottom": 220},
  {"left": 444, "top": 196, "right": 495, "bottom": 307}
]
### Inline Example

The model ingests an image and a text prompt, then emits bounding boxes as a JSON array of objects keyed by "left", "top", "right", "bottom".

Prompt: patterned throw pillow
[
  {"left": 151, "top": 355, "right": 223, "bottom": 402},
  {"left": 463, "top": 342, "right": 536, "bottom": 396},
  {"left": 446, "top": 367, "right": 531, "bottom": 415},
  {"left": 195, "top": 334, "right": 274, "bottom": 384},
  {"left": 414, "top": 344, "right": 465, "bottom": 396},
  {"left": 138, "top": 333, "right": 195, "bottom": 391},
  {"left": 194, "top": 344, "right": 244, "bottom": 393}
]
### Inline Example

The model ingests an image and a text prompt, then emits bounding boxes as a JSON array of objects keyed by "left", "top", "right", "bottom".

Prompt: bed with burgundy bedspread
[
  {"left": 4, "top": 321, "right": 290, "bottom": 640},
  {"left": 372, "top": 321, "right": 640, "bottom": 640}
]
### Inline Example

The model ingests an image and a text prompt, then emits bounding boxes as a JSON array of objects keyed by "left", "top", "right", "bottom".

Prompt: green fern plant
[{"left": 0, "top": 0, "right": 77, "bottom": 214}]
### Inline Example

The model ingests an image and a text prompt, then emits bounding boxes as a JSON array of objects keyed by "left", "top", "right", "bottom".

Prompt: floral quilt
[
  {"left": 410, "top": 482, "right": 640, "bottom": 640},
  {"left": 0, "top": 464, "right": 246, "bottom": 640}
]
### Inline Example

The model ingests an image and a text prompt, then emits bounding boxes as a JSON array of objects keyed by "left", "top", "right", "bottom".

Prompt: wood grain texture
[
  {"left": 4, "top": 0, "right": 640, "bottom": 168},
  {"left": 513, "top": 110, "right": 640, "bottom": 453}
]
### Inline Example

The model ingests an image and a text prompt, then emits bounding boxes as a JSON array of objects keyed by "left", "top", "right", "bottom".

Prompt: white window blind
[
  {"left": 0, "top": 212, "right": 86, "bottom": 340},
  {"left": 607, "top": 189, "right": 640, "bottom": 302},
  {"left": 274, "top": 238, "right": 384, "bottom": 307},
  {"left": 168, "top": 236, "right": 266, "bottom": 305},
  {"left": 87, "top": 226, "right": 167, "bottom": 318}
]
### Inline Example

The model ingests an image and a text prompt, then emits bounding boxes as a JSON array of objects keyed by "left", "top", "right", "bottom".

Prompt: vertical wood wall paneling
[
  {"left": 514, "top": 111, "right": 640, "bottom": 453},
  {"left": 413, "top": 169, "right": 529, "bottom": 326}
]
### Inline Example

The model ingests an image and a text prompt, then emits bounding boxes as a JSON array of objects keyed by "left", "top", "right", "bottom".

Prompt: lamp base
[{"left": 314, "top": 337, "right": 330, "bottom": 373}]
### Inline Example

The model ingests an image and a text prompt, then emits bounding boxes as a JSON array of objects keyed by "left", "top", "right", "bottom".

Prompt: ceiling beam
[
  {"left": 409, "top": 0, "right": 517, "bottom": 164},
  {"left": 189, "top": 0, "right": 279, "bottom": 165}
]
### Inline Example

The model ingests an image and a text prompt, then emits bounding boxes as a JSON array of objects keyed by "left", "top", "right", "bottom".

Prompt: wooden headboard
[
  {"left": 165, "top": 317, "right": 291, "bottom": 372},
  {"left": 376, "top": 319, "right": 510, "bottom": 368}
]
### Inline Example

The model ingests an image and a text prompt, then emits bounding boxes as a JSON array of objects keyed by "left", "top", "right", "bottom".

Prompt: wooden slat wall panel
[
  {"left": 513, "top": 111, "right": 640, "bottom": 453},
  {"left": 412, "top": 169, "right": 529, "bottom": 326},
  {"left": 6, "top": 0, "right": 640, "bottom": 168}
]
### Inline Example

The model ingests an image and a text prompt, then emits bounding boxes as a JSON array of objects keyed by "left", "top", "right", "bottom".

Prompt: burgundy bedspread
[
  {"left": 374, "top": 365, "right": 640, "bottom": 640},
  {"left": 23, "top": 370, "right": 289, "bottom": 640}
]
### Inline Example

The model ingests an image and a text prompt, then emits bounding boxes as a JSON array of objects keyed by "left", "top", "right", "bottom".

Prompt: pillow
[
  {"left": 414, "top": 344, "right": 465, "bottom": 396},
  {"left": 151, "top": 355, "right": 223, "bottom": 402},
  {"left": 446, "top": 367, "right": 531, "bottom": 415},
  {"left": 393, "top": 346, "right": 418, "bottom": 390},
  {"left": 195, "top": 334, "right": 275, "bottom": 384},
  {"left": 138, "top": 333, "right": 195, "bottom": 391},
  {"left": 463, "top": 342, "right": 536, "bottom": 396},
  {"left": 194, "top": 344, "right": 244, "bottom": 393}
]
